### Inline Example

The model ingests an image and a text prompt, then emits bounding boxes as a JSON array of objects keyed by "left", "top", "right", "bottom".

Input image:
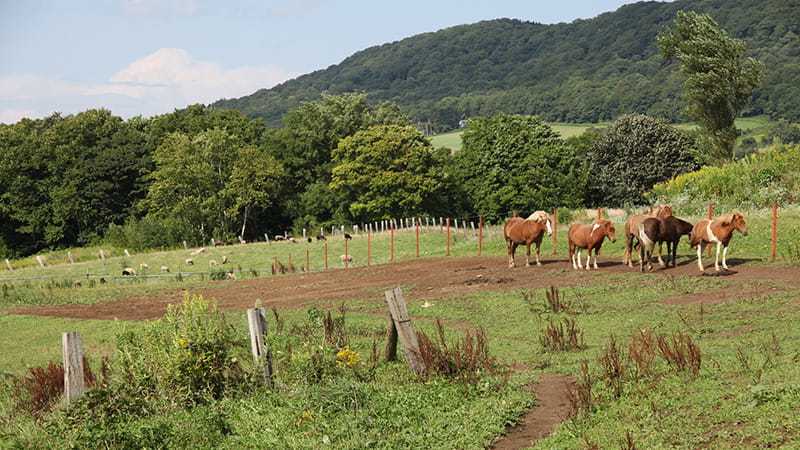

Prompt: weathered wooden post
[
  {"left": 36, "top": 255, "right": 46, "bottom": 268},
  {"left": 183, "top": 240, "right": 188, "bottom": 250},
  {"left": 324, "top": 241, "right": 328, "bottom": 270},
  {"left": 551, "top": 208, "right": 558, "bottom": 256},
  {"left": 247, "top": 308, "right": 273, "bottom": 388},
  {"left": 4, "top": 258, "right": 13, "bottom": 271},
  {"left": 771, "top": 203, "right": 778, "bottom": 262},
  {"left": 390, "top": 222, "right": 395, "bottom": 263},
  {"left": 306, "top": 247, "right": 310, "bottom": 272},
  {"left": 211, "top": 238, "right": 216, "bottom": 247},
  {"left": 383, "top": 287, "right": 423, "bottom": 374},
  {"left": 446, "top": 217, "right": 451, "bottom": 256},
  {"left": 478, "top": 216, "right": 484, "bottom": 256},
  {"left": 303, "top": 228, "right": 306, "bottom": 240},
  {"left": 367, "top": 228, "right": 372, "bottom": 267},
  {"left": 99, "top": 249, "right": 105, "bottom": 261},
  {"left": 124, "top": 249, "right": 131, "bottom": 258},
  {"left": 67, "top": 251, "right": 75, "bottom": 264},
  {"left": 344, "top": 238, "right": 349, "bottom": 269},
  {"left": 62, "top": 331, "right": 85, "bottom": 403},
  {"left": 264, "top": 233, "right": 270, "bottom": 245}
]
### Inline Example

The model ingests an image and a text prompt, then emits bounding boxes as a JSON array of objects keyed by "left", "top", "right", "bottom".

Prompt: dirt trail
[
  {"left": 10, "top": 256, "right": 799, "bottom": 321},
  {"left": 492, "top": 373, "right": 575, "bottom": 449}
]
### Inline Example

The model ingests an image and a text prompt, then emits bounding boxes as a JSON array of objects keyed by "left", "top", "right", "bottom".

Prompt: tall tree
[
  {"left": 658, "top": 11, "right": 765, "bottom": 161},
  {"left": 330, "top": 125, "right": 447, "bottom": 221},
  {"left": 226, "top": 146, "right": 284, "bottom": 238}
]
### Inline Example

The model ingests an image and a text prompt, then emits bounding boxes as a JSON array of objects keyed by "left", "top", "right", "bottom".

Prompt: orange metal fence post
[
  {"left": 552, "top": 208, "right": 558, "bottom": 256},
  {"left": 771, "top": 203, "right": 778, "bottom": 262},
  {"left": 446, "top": 217, "right": 451, "bottom": 256},
  {"left": 478, "top": 216, "right": 484, "bottom": 256},
  {"left": 415, "top": 219, "right": 420, "bottom": 258}
]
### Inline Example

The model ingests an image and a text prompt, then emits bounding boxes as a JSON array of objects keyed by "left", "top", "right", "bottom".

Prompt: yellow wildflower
[{"left": 335, "top": 347, "right": 360, "bottom": 368}]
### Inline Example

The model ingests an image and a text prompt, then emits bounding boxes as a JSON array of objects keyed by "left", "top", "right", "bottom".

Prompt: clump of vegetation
[
  {"left": 598, "top": 335, "right": 626, "bottom": 398},
  {"left": 656, "top": 332, "right": 702, "bottom": 377},
  {"left": 415, "top": 319, "right": 503, "bottom": 384},
  {"left": 566, "top": 360, "right": 593, "bottom": 417},
  {"left": 628, "top": 328, "right": 657, "bottom": 379},
  {"left": 540, "top": 318, "right": 585, "bottom": 352},
  {"left": 12, "top": 357, "right": 103, "bottom": 418}
]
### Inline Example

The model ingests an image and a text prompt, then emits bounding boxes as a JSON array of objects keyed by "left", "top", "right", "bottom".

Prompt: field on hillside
[
  {"left": 2, "top": 206, "right": 799, "bottom": 448},
  {"left": 431, "top": 116, "right": 774, "bottom": 151}
]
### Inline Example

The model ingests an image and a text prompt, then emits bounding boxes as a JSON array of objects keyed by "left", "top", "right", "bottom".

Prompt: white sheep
[
  {"left": 160, "top": 265, "right": 170, "bottom": 273},
  {"left": 221, "top": 255, "right": 229, "bottom": 265},
  {"left": 122, "top": 267, "right": 136, "bottom": 276},
  {"left": 139, "top": 263, "right": 149, "bottom": 270},
  {"left": 340, "top": 254, "right": 353, "bottom": 265},
  {"left": 209, "top": 260, "right": 218, "bottom": 267},
  {"left": 185, "top": 258, "right": 194, "bottom": 266}
]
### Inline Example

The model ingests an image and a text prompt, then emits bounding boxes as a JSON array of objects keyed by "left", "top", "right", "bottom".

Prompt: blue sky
[{"left": 0, "top": 0, "right": 642, "bottom": 123}]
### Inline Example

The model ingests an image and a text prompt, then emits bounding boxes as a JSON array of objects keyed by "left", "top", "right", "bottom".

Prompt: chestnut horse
[
  {"left": 568, "top": 219, "right": 616, "bottom": 270},
  {"left": 504, "top": 211, "right": 553, "bottom": 267},
  {"left": 690, "top": 213, "right": 748, "bottom": 272},
  {"left": 623, "top": 205, "right": 673, "bottom": 267}
]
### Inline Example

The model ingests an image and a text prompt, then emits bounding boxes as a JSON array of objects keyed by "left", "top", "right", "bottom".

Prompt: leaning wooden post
[
  {"left": 415, "top": 219, "right": 420, "bottom": 258},
  {"left": 62, "top": 332, "right": 85, "bottom": 404},
  {"left": 324, "top": 241, "right": 328, "bottom": 270},
  {"left": 384, "top": 312, "right": 398, "bottom": 362},
  {"left": 771, "top": 203, "right": 778, "bottom": 262},
  {"left": 390, "top": 222, "right": 395, "bottom": 263},
  {"left": 478, "top": 216, "right": 484, "bottom": 256},
  {"left": 36, "top": 255, "right": 46, "bottom": 268},
  {"left": 446, "top": 217, "right": 451, "bottom": 256},
  {"left": 183, "top": 240, "right": 188, "bottom": 250},
  {"left": 383, "top": 287, "right": 423, "bottom": 374},
  {"left": 551, "top": 208, "right": 559, "bottom": 256},
  {"left": 247, "top": 308, "right": 273, "bottom": 388},
  {"left": 67, "top": 251, "right": 75, "bottom": 264},
  {"left": 5, "top": 258, "right": 13, "bottom": 271}
]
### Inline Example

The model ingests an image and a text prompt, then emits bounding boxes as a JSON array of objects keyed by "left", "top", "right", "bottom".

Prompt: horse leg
[
  {"left": 585, "top": 249, "right": 591, "bottom": 271},
  {"left": 535, "top": 242, "right": 542, "bottom": 266},
  {"left": 696, "top": 244, "right": 704, "bottom": 272},
  {"left": 624, "top": 236, "right": 633, "bottom": 267},
  {"left": 510, "top": 242, "right": 519, "bottom": 268},
  {"left": 576, "top": 249, "right": 583, "bottom": 270},
  {"left": 657, "top": 242, "right": 665, "bottom": 267},
  {"left": 569, "top": 242, "right": 576, "bottom": 269},
  {"left": 592, "top": 247, "right": 599, "bottom": 270},
  {"left": 714, "top": 242, "right": 722, "bottom": 272},
  {"left": 722, "top": 245, "right": 729, "bottom": 270},
  {"left": 525, "top": 243, "right": 531, "bottom": 267}
]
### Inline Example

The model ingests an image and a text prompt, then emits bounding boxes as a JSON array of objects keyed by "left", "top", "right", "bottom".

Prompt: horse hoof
[{"left": 536, "top": 262, "right": 542, "bottom": 267}]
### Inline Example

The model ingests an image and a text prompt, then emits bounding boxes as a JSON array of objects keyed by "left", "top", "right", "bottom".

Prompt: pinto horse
[
  {"left": 623, "top": 205, "right": 673, "bottom": 267},
  {"left": 568, "top": 219, "right": 616, "bottom": 270},
  {"left": 504, "top": 211, "right": 553, "bottom": 268},
  {"left": 690, "top": 213, "right": 748, "bottom": 272},
  {"left": 637, "top": 218, "right": 662, "bottom": 272}
]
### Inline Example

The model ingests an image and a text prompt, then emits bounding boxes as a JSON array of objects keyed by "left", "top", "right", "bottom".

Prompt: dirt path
[
  {"left": 10, "top": 256, "right": 799, "bottom": 321},
  {"left": 492, "top": 373, "right": 575, "bottom": 449}
]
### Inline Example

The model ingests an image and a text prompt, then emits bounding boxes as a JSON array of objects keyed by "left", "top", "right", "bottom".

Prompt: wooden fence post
[
  {"left": 344, "top": 238, "right": 349, "bottom": 269},
  {"left": 183, "top": 240, "right": 188, "bottom": 250},
  {"left": 124, "top": 249, "right": 131, "bottom": 258},
  {"left": 36, "top": 255, "right": 46, "bottom": 268},
  {"left": 99, "top": 249, "right": 105, "bottom": 261},
  {"left": 368, "top": 228, "right": 372, "bottom": 266},
  {"left": 478, "top": 216, "right": 484, "bottom": 256},
  {"left": 247, "top": 308, "right": 273, "bottom": 388},
  {"left": 383, "top": 288, "right": 423, "bottom": 374},
  {"left": 390, "top": 222, "right": 395, "bottom": 263},
  {"left": 384, "top": 313, "right": 398, "bottom": 362},
  {"left": 446, "top": 217, "right": 451, "bottom": 256},
  {"left": 771, "top": 203, "right": 778, "bottom": 262},
  {"left": 5, "top": 258, "right": 13, "bottom": 271},
  {"left": 324, "top": 241, "right": 328, "bottom": 270},
  {"left": 67, "top": 251, "right": 74, "bottom": 264},
  {"left": 306, "top": 247, "right": 310, "bottom": 272},
  {"left": 551, "top": 208, "right": 558, "bottom": 256},
  {"left": 415, "top": 219, "right": 420, "bottom": 258},
  {"left": 62, "top": 332, "right": 85, "bottom": 403}
]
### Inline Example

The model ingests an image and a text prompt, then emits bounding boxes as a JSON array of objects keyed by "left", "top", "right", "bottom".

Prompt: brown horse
[
  {"left": 638, "top": 218, "right": 662, "bottom": 272},
  {"left": 504, "top": 211, "right": 553, "bottom": 268},
  {"left": 655, "top": 216, "right": 694, "bottom": 268},
  {"left": 623, "top": 205, "right": 673, "bottom": 267},
  {"left": 690, "top": 213, "right": 748, "bottom": 272},
  {"left": 568, "top": 219, "right": 616, "bottom": 270}
]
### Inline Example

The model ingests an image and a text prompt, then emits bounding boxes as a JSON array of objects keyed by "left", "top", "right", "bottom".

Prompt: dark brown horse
[
  {"left": 638, "top": 218, "right": 661, "bottom": 272},
  {"left": 568, "top": 219, "right": 616, "bottom": 270},
  {"left": 655, "top": 216, "right": 694, "bottom": 268},
  {"left": 623, "top": 205, "right": 673, "bottom": 267},
  {"left": 690, "top": 213, "right": 748, "bottom": 272},
  {"left": 504, "top": 211, "right": 552, "bottom": 268}
]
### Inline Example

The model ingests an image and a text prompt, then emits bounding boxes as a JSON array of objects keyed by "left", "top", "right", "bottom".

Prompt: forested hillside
[{"left": 213, "top": 0, "right": 800, "bottom": 130}]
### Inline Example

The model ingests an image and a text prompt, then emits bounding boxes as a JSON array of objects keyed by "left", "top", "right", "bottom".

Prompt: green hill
[{"left": 212, "top": 0, "right": 800, "bottom": 130}]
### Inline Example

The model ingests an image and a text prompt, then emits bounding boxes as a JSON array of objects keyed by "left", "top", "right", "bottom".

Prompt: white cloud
[
  {"left": 0, "top": 48, "right": 293, "bottom": 124},
  {"left": 0, "top": 109, "right": 38, "bottom": 124}
]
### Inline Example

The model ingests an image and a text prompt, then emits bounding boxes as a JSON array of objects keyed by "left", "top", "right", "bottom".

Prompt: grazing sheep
[
  {"left": 122, "top": 267, "right": 136, "bottom": 276},
  {"left": 316, "top": 234, "right": 327, "bottom": 241},
  {"left": 209, "top": 260, "right": 218, "bottom": 267},
  {"left": 340, "top": 254, "right": 353, "bottom": 265},
  {"left": 274, "top": 235, "right": 285, "bottom": 241},
  {"left": 73, "top": 280, "right": 82, "bottom": 288},
  {"left": 307, "top": 237, "right": 313, "bottom": 243},
  {"left": 344, "top": 233, "right": 352, "bottom": 240},
  {"left": 221, "top": 255, "right": 228, "bottom": 264},
  {"left": 139, "top": 263, "right": 149, "bottom": 270},
  {"left": 99, "top": 277, "right": 107, "bottom": 284},
  {"left": 190, "top": 247, "right": 206, "bottom": 256},
  {"left": 288, "top": 237, "right": 298, "bottom": 243},
  {"left": 226, "top": 271, "right": 236, "bottom": 280},
  {"left": 185, "top": 258, "right": 194, "bottom": 266},
  {"left": 160, "top": 265, "right": 170, "bottom": 273}
]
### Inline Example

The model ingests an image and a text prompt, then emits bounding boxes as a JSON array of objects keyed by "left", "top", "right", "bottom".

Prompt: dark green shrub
[{"left": 587, "top": 114, "right": 700, "bottom": 206}]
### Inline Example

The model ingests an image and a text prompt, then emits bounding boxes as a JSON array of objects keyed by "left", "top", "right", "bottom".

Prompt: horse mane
[{"left": 525, "top": 211, "right": 549, "bottom": 223}]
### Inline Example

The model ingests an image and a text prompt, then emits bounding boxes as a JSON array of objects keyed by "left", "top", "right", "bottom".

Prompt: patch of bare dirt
[
  {"left": 10, "top": 256, "right": 798, "bottom": 321},
  {"left": 492, "top": 373, "right": 574, "bottom": 450},
  {"left": 661, "top": 288, "right": 776, "bottom": 306}
]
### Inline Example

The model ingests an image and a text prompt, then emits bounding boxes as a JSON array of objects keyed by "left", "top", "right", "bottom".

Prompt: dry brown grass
[{"left": 540, "top": 318, "right": 585, "bottom": 352}]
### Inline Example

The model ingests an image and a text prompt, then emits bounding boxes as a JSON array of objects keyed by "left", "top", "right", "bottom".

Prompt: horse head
[
  {"left": 526, "top": 211, "right": 552, "bottom": 236},
  {"left": 591, "top": 219, "right": 616, "bottom": 243},
  {"left": 727, "top": 213, "right": 748, "bottom": 236},
  {"left": 655, "top": 204, "right": 673, "bottom": 219}
]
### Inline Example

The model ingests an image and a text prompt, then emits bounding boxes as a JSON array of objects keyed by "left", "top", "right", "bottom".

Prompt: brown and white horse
[
  {"left": 568, "top": 219, "right": 616, "bottom": 270},
  {"left": 690, "top": 213, "right": 748, "bottom": 272},
  {"left": 504, "top": 211, "right": 553, "bottom": 268},
  {"left": 623, "top": 205, "right": 673, "bottom": 267}
]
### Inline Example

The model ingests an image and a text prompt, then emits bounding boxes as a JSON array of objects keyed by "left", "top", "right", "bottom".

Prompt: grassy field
[
  {"left": 1, "top": 206, "right": 798, "bottom": 448},
  {"left": 431, "top": 116, "right": 774, "bottom": 151}
]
